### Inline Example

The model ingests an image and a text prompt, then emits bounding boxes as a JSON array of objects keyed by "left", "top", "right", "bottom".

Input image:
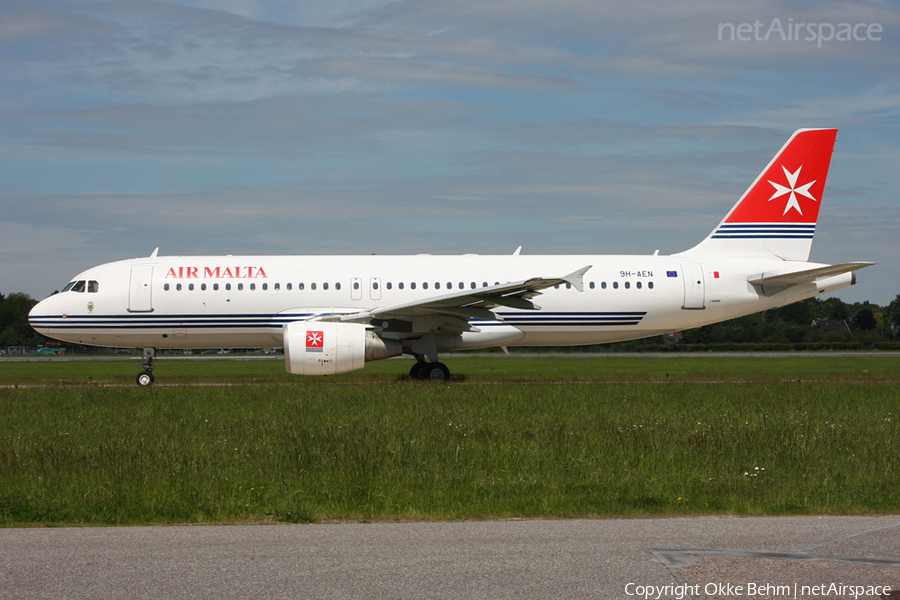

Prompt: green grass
[
  {"left": 1, "top": 353, "right": 897, "bottom": 386},
  {"left": 1, "top": 355, "right": 899, "bottom": 525},
  {"left": 0, "top": 355, "right": 900, "bottom": 524}
]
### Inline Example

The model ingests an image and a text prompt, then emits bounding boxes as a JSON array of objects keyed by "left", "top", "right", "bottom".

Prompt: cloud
[{"left": 1, "top": 0, "right": 899, "bottom": 306}]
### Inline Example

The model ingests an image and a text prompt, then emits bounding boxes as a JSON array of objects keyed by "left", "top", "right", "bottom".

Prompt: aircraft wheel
[
  {"left": 418, "top": 362, "right": 450, "bottom": 381},
  {"left": 410, "top": 361, "right": 428, "bottom": 379},
  {"left": 136, "top": 371, "right": 154, "bottom": 386}
]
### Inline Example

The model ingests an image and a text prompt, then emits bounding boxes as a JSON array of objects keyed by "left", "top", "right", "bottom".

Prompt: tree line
[{"left": 2, "top": 291, "right": 900, "bottom": 351}]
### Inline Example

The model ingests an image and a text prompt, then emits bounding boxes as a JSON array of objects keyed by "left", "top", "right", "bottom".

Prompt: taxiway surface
[{"left": 1, "top": 516, "right": 899, "bottom": 599}]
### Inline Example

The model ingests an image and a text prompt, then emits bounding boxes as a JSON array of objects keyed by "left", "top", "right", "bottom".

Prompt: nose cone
[{"left": 28, "top": 296, "right": 57, "bottom": 336}]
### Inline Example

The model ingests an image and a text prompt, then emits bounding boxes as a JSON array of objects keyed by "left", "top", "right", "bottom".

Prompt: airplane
[{"left": 28, "top": 128, "right": 874, "bottom": 385}]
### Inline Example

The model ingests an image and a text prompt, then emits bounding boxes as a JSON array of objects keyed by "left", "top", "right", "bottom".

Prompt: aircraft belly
[
  {"left": 35, "top": 323, "right": 278, "bottom": 350},
  {"left": 512, "top": 325, "right": 657, "bottom": 346}
]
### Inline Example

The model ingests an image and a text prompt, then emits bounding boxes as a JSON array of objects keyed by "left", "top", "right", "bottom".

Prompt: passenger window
[
  {"left": 589, "top": 282, "right": 595, "bottom": 289},
  {"left": 399, "top": 282, "right": 404, "bottom": 290},
  {"left": 214, "top": 283, "right": 219, "bottom": 291},
  {"left": 164, "top": 283, "right": 170, "bottom": 291},
  {"left": 613, "top": 282, "right": 618, "bottom": 289},
  {"left": 88, "top": 281, "right": 99, "bottom": 293},
  {"left": 72, "top": 281, "right": 86, "bottom": 293},
  {"left": 299, "top": 283, "right": 304, "bottom": 290},
  {"left": 286, "top": 283, "right": 292, "bottom": 290},
  {"left": 423, "top": 282, "right": 428, "bottom": 290},
  {"left": 636, "top": 281, "right": 642, "bottom": 289},
  {"left": 238, "top": 283, "right": 244, "bottom": 291},
  {"left": 189, "top": 283, "right": 195, "bottom": 291},
  {"left": 411, "top": 282, "right": 416, "bottom": 290},
  {"left": 323, "top": 282, "right": 329, "bottom": 290},
  {"left": 648, "top": 282, "right": 654, "bottom": 289},
  {"left": 565, "top": 283, "right": 571, "bottom": 289},
  {"left": 458, "top": 282, "right": 464, "bottom": 289},
  {"left": 335, "top": 282, "right": 341, "bottom": 291},
  {"left": 177, "top": 283, "right": 183, "bottom": 291},
  {"left": 354, "top": 282, "right": 360, "bottom": 290},
  {"left": 250, "top": 283, "right": 256, "bottom": 291},
  {"left": 482, "top": 282, "right": 488, "bottom": 287},
  {"left": 602, "top": 282, "right": 607, "bottom": 289},
  {"left": 470, "top": 282, "right": 476, "bottom": 289},
  {"left": 201, "top": 284, "right": 207, "bottom": 291},
  {"left": 226, "top": 283, "right": 232, "bottom": 291},
  {"left": 446, "top": 282, "right": 452, "bottom": 289},
  {"left": 311, "top": 283, "right": 316, "bottom": 291},
  {"left": 435, "top": 282, "right": 440, "bottom": 289},
  {"left": 625, "top": 282, "right": 630, "bottom": 289},
  {"left": 263, "top": 283, "right": 268, "bottom": 291}
]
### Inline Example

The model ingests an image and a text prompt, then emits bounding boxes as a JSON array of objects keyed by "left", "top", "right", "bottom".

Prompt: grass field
[{"left": 0, "top": 355, "right": 898, "bottom": 525}]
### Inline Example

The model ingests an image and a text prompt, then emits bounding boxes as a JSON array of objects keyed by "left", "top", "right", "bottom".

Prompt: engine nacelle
[{"left": 283, "top": 321, "right": 401, "bottom": 375}]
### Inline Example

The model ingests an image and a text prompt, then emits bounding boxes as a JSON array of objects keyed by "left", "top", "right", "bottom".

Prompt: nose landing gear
[{"left": 136, "top": 348, "right": 155, "bottom": 386}]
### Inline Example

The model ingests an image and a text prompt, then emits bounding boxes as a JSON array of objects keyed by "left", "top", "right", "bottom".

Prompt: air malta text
[{"left": 165, "top": 266, "right": 269, "bottom": 279}]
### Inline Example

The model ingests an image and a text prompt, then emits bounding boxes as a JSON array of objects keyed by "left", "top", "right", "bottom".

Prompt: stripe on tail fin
[{"left": 678, "top": 128, "right": 837, "bottom": 262}]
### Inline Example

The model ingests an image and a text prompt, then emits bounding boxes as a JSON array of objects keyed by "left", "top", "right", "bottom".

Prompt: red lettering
[{"left": 165, "top": 265, "right": 267, "bottom": 279}]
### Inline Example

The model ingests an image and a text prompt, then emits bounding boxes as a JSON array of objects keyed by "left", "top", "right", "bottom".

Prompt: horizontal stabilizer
[{"left": 748, "top": 262, "right": 875, "bottom": 288}]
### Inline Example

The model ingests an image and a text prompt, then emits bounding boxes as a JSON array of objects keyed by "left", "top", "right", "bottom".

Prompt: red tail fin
[
  {"left": 679, "top": 129, "right": 838, "bottom": 262},
  {"left": 724, "top": 128, "right": 837, "bottom": 225}
]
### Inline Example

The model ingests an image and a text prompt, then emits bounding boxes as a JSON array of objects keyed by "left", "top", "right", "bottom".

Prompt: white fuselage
[{"left": 28, "top": 253, "right": 853, "bottom": 351}]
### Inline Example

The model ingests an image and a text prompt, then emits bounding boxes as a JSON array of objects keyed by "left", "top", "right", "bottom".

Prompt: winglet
[{"left": 562, "top": 265, "right": 592, "bottom": 292}]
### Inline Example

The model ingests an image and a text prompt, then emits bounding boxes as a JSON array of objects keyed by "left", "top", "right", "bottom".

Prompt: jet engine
[{"left": 283, "top": 321, "right": 401, "bottom": 375}]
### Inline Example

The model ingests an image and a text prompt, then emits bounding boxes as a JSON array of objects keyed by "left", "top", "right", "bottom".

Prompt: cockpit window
[
  {"left": 71, "top": 280, "right": 86, "bottom": 293},
  {"left": 62, "top": 281, "right": 77, "bottom": 292},
  {"left": 88, "top": 281, "right": 99, "bottom": 293}
]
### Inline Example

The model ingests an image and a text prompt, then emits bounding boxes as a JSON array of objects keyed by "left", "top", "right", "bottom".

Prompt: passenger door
[{"left": 128, "top": 265, "right": 154, "bottom": 312}]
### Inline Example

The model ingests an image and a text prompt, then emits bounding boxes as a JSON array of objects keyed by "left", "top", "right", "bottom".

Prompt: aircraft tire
[
  {"left": 136, "top": 371, "right": 154, "bottom": 386},
  {"left": 418, "top": 362, "right": 450, "bottom": 381}
]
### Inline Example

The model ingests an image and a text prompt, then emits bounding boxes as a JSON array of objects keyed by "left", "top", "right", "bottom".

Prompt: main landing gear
[
  {"left": 410, "top": 361, "right": 451, "bottom": 381},
  {"left": 136, "top": 348, "right": 155, "bottom": 386}
]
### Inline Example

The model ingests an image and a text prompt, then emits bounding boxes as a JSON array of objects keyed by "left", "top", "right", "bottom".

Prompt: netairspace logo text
[{"left": 718, "top": 18, "right": 883, "bottom": 47}]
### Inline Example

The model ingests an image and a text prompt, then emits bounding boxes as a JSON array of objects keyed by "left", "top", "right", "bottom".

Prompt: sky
[{"left": 2, "top": 0, "right": 898, "bottom": 305}]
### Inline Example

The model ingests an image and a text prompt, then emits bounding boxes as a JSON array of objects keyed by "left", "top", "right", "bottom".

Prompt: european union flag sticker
[{"left": 666, "top": 271, "right": 678, "bottom": 278}]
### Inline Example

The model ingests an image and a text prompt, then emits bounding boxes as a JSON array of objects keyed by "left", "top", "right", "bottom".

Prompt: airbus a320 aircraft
[{"left": 29, "top": 128, "right": 874, "bottom": 385}]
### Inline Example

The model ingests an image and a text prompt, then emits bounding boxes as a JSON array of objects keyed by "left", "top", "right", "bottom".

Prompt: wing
[{"left": 314, "top": 265, "right": 592, "bottom": 333}]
